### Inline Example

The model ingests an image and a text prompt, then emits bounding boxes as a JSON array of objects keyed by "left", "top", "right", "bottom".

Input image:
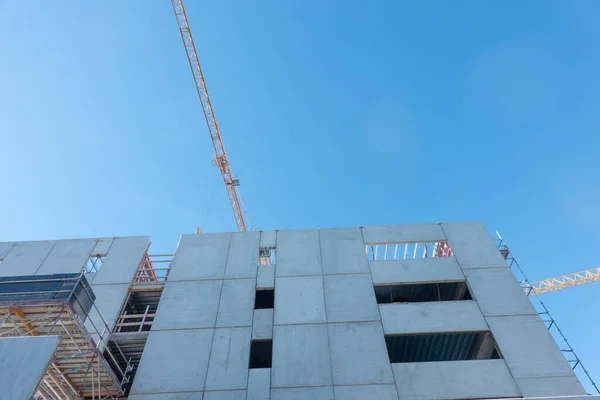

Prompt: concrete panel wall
[
  {"left": 90, "top": 237, "right": 114, "bottom": 255},
  {"left": 253, "top": 309, "right": 274, "bottom": 339},
  {"left": 465, "top": 268, "right": 537, "bottom": 317},
  {"left": 36, "top": 238, "right": 96, "bottom": 275},
  {"left": 257, "top": 265, "right": 274, "bottom": 289},
  {"left": 0, "top": 242, "right": 15, "bottom": 259},
  {"left": 276, "top": 229, "right": 321, "bottom": 276},
  {"left": 217, "top": 279, "right": 255, "bottom": 327},
  {"left": 441, "top": 222, "right": 507, "bottom": 269},
  {"left": 168, "top": 233, "right": 231, "bottom": 281},
  {"left": 379, "top": 301, "right": 487, "bottom": 334},
  {"left": 272, "top": 324, "right": 332, "bottom": 387},
  {"left": 206, "top": 327, "right": 252, "bottom": 390},
  {"left": 247, "top": 368, "right": 270, "bottom": 400},
  {"left": 275, "top": 276, "right": 326, "bottom": 325},
  {"left": 328, "top": 322, "right": 394, "bottom": 385},
  {"left": 204, "top": 391, "right": 246, "bottom": 400},
  {"left": 515, "top": 376, "right": 586, "bottom": 397},
  {"left": 152, "top": 280, "right": 222, "bottom": 330},
  {"left": 259, "top": 231, "right": 277, "bottom": 248},
  {"left": 129, "top": 394, "right": 203, "bottom": 400},
  {"left": 93, "top": 236, "right": 150, "bottom": 285},
  {"left": 320, "top": 228, "right": 369, "bottom": 275},
  {"left": 392, "top": 359, "right": 520, "bottom": 400},
  {"left": 324, "top": 274, "right": 379, "bottom": 323},
  {"left": 370, "top": 257, "right": 464, "bottom": 285},
  {"left": 130, "top": 329, "right": 214, "bottom": 394},
  {"left": 0, "top": 240, "right": 56, "bottom": 277},
  {"left": 362, "top": 224, "right": 445, "bottom": 244},
  {"left": 333, "top": 385, "right": 399, "bottom": 400},
  {"left": 85, "top": 283, "right": 130, "bottom": 335},
  {"left": 0, "top": 336, "right": 60, "bottom": 400},
  {"left": 271, "top": 387, "right": 334, "bottom": 400},
  {"left": 225, "top": 232, "right": 260, "bottom": 279}
]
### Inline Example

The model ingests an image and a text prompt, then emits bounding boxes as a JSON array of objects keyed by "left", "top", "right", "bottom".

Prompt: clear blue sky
[{"left": 1, "top": 1, "right": 599, "bottom": 390}]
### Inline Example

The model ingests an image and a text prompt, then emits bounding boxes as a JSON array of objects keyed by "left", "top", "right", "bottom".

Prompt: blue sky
[{"left": 1, "top": 0, "right": 599, "bottom": 390}]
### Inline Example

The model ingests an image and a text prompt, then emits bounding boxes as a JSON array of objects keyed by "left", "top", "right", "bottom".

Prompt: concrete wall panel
[
  {"left": 441, "top": 222, "right": 507, "bottom": 269},
  {"left": 392, "top": 359, "right": 520, "bottom": 400},
  {"left": 379, "top": 301, "right": 487, "bottom": 334},
  {"left": 257, "top": 265, "right": 274, "bottom": 289},
  {"left": 129, "top": 394, "right": 203, "bottom": 400},
  {"left": 465, "top": 268, "right": 537, "bottom": 317},
  {"left": 362, "top": 224, "right": 445, "bottom": 244},
  {"left": 272, "top": 387, "right": 334, "bottom": 400},
  {"left": 225, "top": 232, "right": 260, "bottom": 279},
  {"left": 0, "top": 240, "right": 56, "bottom": 277},
  {"left": 0, "top": 336, "right": 60, "bottom": 400},
  {"left": 487, "top": 315, "right": 576, "bottom": 379},
  {"left": 36, "top": 239, "right": 96, "bottom": 275},
  {"left": 272, "top": 324, "right": 332, "bottom": 387},
  {"left": 276, "top": 229, "right": 321, "bottom": 276},
  {"left": 370, "top": 257, "right": 464, "bottom": 285},
  {"left": 206, "top": 327, "right": 252, "bottom": 390},
  {"left": 130, "top": 329, "right": 214, "bottom": 394},
  {"left": 324, "top": 274, "right": 379, "bottom": 323},
  {"left": 320, "top": 228, "right": 369, "bottom": 275},
  {"left": 85, "top": 283, "right": 129, "bottom": 336},
  {"left": 169, "top": 233, "right": 231, "bottom": 281},
  {"left": 216, "top": 279, "right": 255, "bottom": 327},
  {"left": 333, "top": 385, "right": 399, "bottom": 400},
  {"left": 328, "top": 322, "right": 394, "bottom": 385},
  {"left": 247, "top": 368, "right": 270, "bottom": 400},
  {"left": 260, "top": 230, "right": 277, "bottom": 248},
  {"left": 515, "top": 376, "right": 586, "bottom": 397},
  {"left": 0, "top": 242, "right": 15, "bottom": 259},
  {"left": 93, "top": 236, "right": 150, "bottom": 285},
  {"left": 275, "top": 276, "right": 326, "bottom": 325},
  {"left": 90, "top": 237, "right": 114, "bottom": 255},
  {"left": 153, "top": 280, "right": 223, "bottom": 330},
  {"left": 203, "top": 391, "right": 246, "bottom": 400},
  {"left": 253, "top": 309, "right": 274, "bottom": 339}
]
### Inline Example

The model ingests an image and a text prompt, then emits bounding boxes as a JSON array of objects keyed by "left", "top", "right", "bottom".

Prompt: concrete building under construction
[{"left": 0, "top": 222, "right": 595, "bottom": 400}]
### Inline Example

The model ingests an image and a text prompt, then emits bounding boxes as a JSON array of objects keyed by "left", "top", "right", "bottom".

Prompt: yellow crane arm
[
  {"left": 170, "top": 0, "right": 248, "bottom": 231},
  {"left": 524, "top": 267, "right": 600, "bottom": 295}
]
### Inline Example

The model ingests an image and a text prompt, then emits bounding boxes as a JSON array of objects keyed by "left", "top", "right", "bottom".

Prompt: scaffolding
[{"left": 0, "top": 274, "right": 131, "bottom": 399}]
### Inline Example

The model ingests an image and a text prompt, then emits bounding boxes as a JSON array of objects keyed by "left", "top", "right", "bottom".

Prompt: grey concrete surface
[
  {"left": 216, "top": 279, "right": 255, "bottom": 327},
  {"left": 130, "top": 329, "right": 214, "bottom": 394},
  {"left": 441, "top": 222, "right": 507, "bottom": 269},
  {"left": 84, "top": 283, "right": 130, "bottom": 336},
  {"left": 93, "top": 236, "right": 150, "bottom": 284},
  {"left": 128, "top": 394, "right": 203, "bottom": 400},
  {"left": 379, "top": 301, "right": 487, "bottom": 334},
  {"left": 324, "top": 274, "right": 379, "bottom": 323},
  {"left": 328, "top": 322, "right": 394, "bottom": 385},
  {"left": 205, "top": 327, "right": 251, "bottom": 391},
  {"left": 271, "top": 387, "right": 334, "bottom": 400},
  {"left": 36, "top": 238, "right": 96, "bottom": 275},
  {"left": 272, "top": 324, "right": 332, "bottom": 387},
  {"left": 253, "top": 309, "right": 274, "bottom": 339},
  {"left": 320, "top": 228, "right": 369, "bottom": 275},
  {"left": 361, "top": 223, "right": 445, "bottom": 244},
  {"left": 203, "top": 391, "right": 246, "bottom": 400},
  {"left": 90, "top": 237, "right": 114, "bottom": 255},
  {"left": 259, "top": 230, "right": 277, "bottom": 248},
  {"left": 487, "top": 315, "right": 576, "bottom": 379},
  {"left": 153, "top": 280, "right": 223, "bottom": 330},
  {"left": 0, "top": 240, "right": 56, "bottom": 277},
  {"left": 276, "top": 229, "right": 321, "bottom": 276},
  {"left": 168, "top": 233, "right": 231, "bottom": 281},
  {"left": 515, "top": 376, "right": 587, "bottom": 397},
  {"left": 257, "top": 265, "right": 275, "bottom": 289},
  {"left": 247, "top": 368, "right": 270, "bottom": 400},
  {"left": 275, "top": 276, "right": 326, "bottom": 325},
  {"left": 333, "top": 385, "right": 399, "bottom": 400},
  {"left": 0, "top": 242, "right": 15, "bottom": 259},
  {"left": 465, "top": 268, "right": 537, "bottom": 317},
  {"left": 225, "top": 232, "right": 260, "bottom": 279},
  {"left": 0, "top": 336, "right": 60, "bottom": 400},
  {"left": 392, "top": 359, "right": 521, "bottom": 400},
  {"left": 369, "top": 257, "right": 464, "bottom": 285}
]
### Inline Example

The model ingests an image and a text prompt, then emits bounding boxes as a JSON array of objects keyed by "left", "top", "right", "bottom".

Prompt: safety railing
[
  {"left": 132, "top": 253, "right": 173, "bottom": 285},
  {"left": 365, "top": 241, "right": 453, "bottom": 261}
]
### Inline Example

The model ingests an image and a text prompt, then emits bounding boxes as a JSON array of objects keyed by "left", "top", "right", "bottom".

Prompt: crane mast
[{"left": 171, "top": 0, "right": 248, "bottom": 231}]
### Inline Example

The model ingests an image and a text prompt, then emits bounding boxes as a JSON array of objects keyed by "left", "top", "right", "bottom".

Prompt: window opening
[
  {"left": 84, "top": 255, "right": 105, "bottom": 274},
  {"left": 374, "top": 282, "right": 471, "bottom": 304},
  {"left": 249, "top": 339, "right": 273, "bottom": 368},
  {"left": 258, "top": 247, "right": 276, "bottom": 265},
  {"left": 255, "top": 289, "right": 274, "bottom": 309},
  {"left": 366, "top": 241, "right": 453, "bottom": 261}
]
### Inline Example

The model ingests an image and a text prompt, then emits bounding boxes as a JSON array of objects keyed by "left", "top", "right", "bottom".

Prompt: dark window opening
[
  {"left": 114, "top": 289, "right": 162, "bottom": 333},
  {"left": 255, "top": 289, "right": 274, "bottom": 309},
  {"left": 259, "top": 247, "right": 276, "bottom": 265},
  {"left": 385, "top": 332, "right": 501, "bottom": 363},
  {"left": 374, "top": 282, "right": 471, "bottom": 304},
  {"left": 249, "top": 340, "right": 272, "bottom": 369}
]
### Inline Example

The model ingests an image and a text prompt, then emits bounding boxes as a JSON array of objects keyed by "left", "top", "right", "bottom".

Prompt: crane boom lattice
[
  {"left": 525, "top": 267, "right": 600, "bottom": 295},
  {"left": 171, "top": 0, "right": 248, "bottom": 231}
]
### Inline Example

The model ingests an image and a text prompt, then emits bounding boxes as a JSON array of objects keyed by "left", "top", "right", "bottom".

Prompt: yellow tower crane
[
  {"left": 524, "top": 267, "right": 600, "bottom": 295},
  {"left": 170, "top": 0, "right": 249, "bottom": 232}
]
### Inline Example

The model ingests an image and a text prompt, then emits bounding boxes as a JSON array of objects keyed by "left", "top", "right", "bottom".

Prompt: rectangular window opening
[
  {"left": 84, "top": 255, "right": 105, "bottom": 274},
  {"left": 255, "top": 289, "right": 274, "bottom": 309},
  {"left": 249, "top": 339, "right": 273, "bottom": 369},
  {"left": 374, "top": 281, "right": 472, "bottom": 304},
  {"left": 366, "top": 242, "right": 452, "bottom": 261},
  {"left": 258, "top": 247, "right": 276, "bottom": 265},
  {"left": 114, "top": 289, "right": 163, "bottom": 333},
  {"left": 385, "top": 332, "right": 501, "bottom": 363}
]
